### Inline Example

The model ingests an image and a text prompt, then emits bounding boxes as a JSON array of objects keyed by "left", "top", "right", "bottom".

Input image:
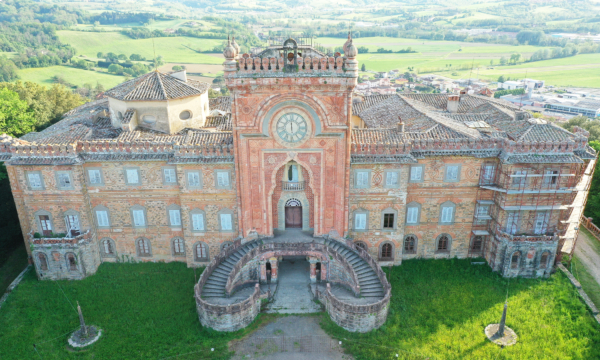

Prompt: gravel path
[{"left": 574, "top": 230, "right": 600, "bottom": 286}]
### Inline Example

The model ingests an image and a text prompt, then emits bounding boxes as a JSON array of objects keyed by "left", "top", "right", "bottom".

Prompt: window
[
  {"left": 437, "top": 234, "right": 450, "bottom": 253},
  {"left": 543, "top": 170, "right": 559, "bottom": 187},
  {"left": 56, "top": 172, "right": 73, "bottom": 189},
  {"left": 66, "top": 253, "right": 77, "bottom": 271},
  {"left": 64, "top": 213, "right": 80, "bottom": 237},
  {"left": 219, "top": 211, "right": 233, "bottom": 231},
  {"left": 95, "top": 207, "right": 110, "bottom": 228},
  {"left": 172, "top": 238, "right": 185, "bottom": 256},
  {"left": 195, "top": 242, "right": 209, "bottom": 261},
  {"left": 287, "top": 164, "right": 299, "bottom": 181},
  {"left": 179, "top": 110, "right": 192, "bottom": 120},
  {"left": 409, "top": 165, "right": 423, "bottom": 182},
  {"left": 191, "top": 210, "right": 205, "bottom": 232},
  {"left": 187, "top": 171, "right": 202, "bottom": 188},
  {"left": 404, "top": 235, "right": 417, "bottom": 254},
  {"left": 355, "top": 170, "right": 370, "bottom": 188},
  {"left": 439, "top": 202, "right": 456, "bottom": 224},
  {"left": 100, "top": 238, "right": 115, "bottom": 257},
  {"left": 510, "top": 252, "right": 520, "bottom": 269},
  {"left": 137, "top": 238, "right": 151, "bottom": 257},
  {"left": 506, "top": 211, "right": 520, "bottom": 235},
  {"left": 540, "top": 252, "right": 550, "bottom": 269},
  {"left": 125, "top": 168, "right": 140, "bottom": 185},
  {"left": 354, "top": 241, "right": 368, "bottom": 251},
  {"left": 471, "top": 236, "right": 483, "bottom": 251},
  {"left": 27, "top": 171, "right": 44, "bottom": 190},
  {"left": 37, "top": 253, "right": 48, "bottom": 271},
  {"left": 476, "top": 204, "right": 490, "bottom": 224},
  {"left": 354, "top": 211, "right": 367, "bottom": 231},
  {"left": 38, "top": 214, "right": 52, "bottom": 237},
  {"left": 534, "top": 212, "right": 550, "bottom": 235},
  {"left": 512, "top": 170, "right": 527, "bottom": 188},
  {"left": 167, "top": 206, "right": 182, "bottom": 227},
  {"left": 480, "top": 164, "right": 496, "bottom": 185},
  {"left": 384, "top": 170, "right": 400, "bottom": 188},
  {"left": 163, "top": 168, "right": 177, "bottom": 184},
  {"left": 382, "top": 209, "right": 396, "bottom": 230},
  {"left": 406, "top": 202, "right": 421, "bottom": 225},
  {"left": 380, "top": 243, "right": 393, "bottom": 260},
  {"left": 132, "top": 208, "right": 146, "bottom": 228},
  {"left": 87, "top": 169, "right": 103, "bottom": 185},
  {"left": 444, "top": 165, "right": 460, "bottom": 182},
  {"left": 216, "top": 171, "right": 230, "bottom": 188}
]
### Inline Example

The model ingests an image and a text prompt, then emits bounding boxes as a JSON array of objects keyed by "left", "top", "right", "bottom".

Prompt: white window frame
[
  {"left": 511, "top": 170, "right": 527, "bottom": 188},
  {"left": 27, "top": 171, "right": 44, "bottom": 190},
  {"left": 506, "top": 211, "right": 520, "bottom": 235},
  {"left": 130, "top": 206, "right": 147, "bottom": 228},
  {"left": 56, "top": 171, "right": 74, "bottom": 190},
  {"left": 409, "top": 165, "right": 424, "bottom": 183},
  {"left": 94, "top": 206, "right": 111, "bottom": 229},
  {"left": 194, "top": 242, "right": 209, "bottom": 261},
  {"left": 186, "top": 170, "right": 202, "bottom": 189},
  {"left": 87, "top": 168, "right": 104, "bottom": 186},
  {"left": 405, "top": 202, "right": 421, "bottom": 225},
  {"left": 534, "top": 211, "right": 550, "bottom": 235},
  {"left": 124, "top": 167, "right": 141, "bottom": 185},
  {"left": 172, "top": 237, "right": 186, "bottom": 257},
  {"left": 190, "top": 209, "right": 206, "bottom": 232},
  {"left": 480, "top": 164, "right": 496, "bottom": 185},
  {"left": 218, "top": 210, "right": 234, "bottom": 232},
  {"left": 64, "top": 211, "right": 81, "bottom": 237},
  {"left": 384, "top": 169, "right": 400, "bottom": 188},
  {"left": 439, "top": 201, "right": 456, "bottom": 225},
  {"left": 163, "top": 167, "right": 177, "bottom": 185},
  {"left": 543, "top": 169, "right": 559, "bottom": 187},
  {"left": 354, "top": 170, "right": 371, "bottom": 189},
  {"left": 100, "top": 238, "right": 116, "bottom": 257},
  {"left": 167, "top": 205, "right": 182, "bottom": 227},
  {"left": 353, "top": 211, "right": 368, "bottom": 231},
  {"left": 215, "top": 170, "right": 231, "bottom": 189},
  {"left": 137, "top": 237, "right": 152, "bottom": 257},
  {"left": 444, "top": 164, "right": 461, "bottom": 183}
]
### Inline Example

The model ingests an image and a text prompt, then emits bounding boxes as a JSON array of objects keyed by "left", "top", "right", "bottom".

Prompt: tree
[
  {"left": 108, "top": 64, "right": 124, "bottom": 75},
  {"left": 490, "top": 59, "right": 494, "bottom": 66},
  {"left": 117, "top": 54, "right": 127, "bottom": 61},
  {"left": 561, "top": 116, "right": 600, "bottom": 142},
  {"left": 361, "top": 63, "right": 366, "bottom": 71},
  {"left": 510, "top": 53, "right": 521, "bottom": 64},
  {"left": 499, "top": 56, "right": 507, "bottom": 65},
  {"left": 498, "top": 75, "right": 506, "bottom": 83},
  {"left": 0, "top": 88, "right": 36, "bottom": 137},
  {"left": 584, "top": 140, "right": 600, "bottom": 224},
  {"left": 97, "top": 52, "right": 104, "bottom": 59},
  {"left": 129, "top": 54, "right": 145, "bottom": 61},
  {"left": 0, "top": 56, "right": 19, "bottom": 82},
  {"left": 172, "top": 65, "right": 183, "bottom": 71}
]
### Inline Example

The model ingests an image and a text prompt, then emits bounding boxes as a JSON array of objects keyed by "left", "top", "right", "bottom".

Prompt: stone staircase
[{"left": 201, "top": 237, "right": 385, "bottom": 300}]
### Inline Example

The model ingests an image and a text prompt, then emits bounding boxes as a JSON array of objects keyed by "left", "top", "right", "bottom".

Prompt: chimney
[
  {"left": 459, "top": 89, "right": 467, "bottom": 98},
  {"left": 397, "top": 116, "right": 405, "bottom": 132},
  {"left": 447, "top": 95, "right": 460, "bottom": 113},
  {"left": 170, "top": 69, "right": 187, "bottom": 82}
]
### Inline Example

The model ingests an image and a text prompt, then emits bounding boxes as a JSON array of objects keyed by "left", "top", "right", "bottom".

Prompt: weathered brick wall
[
  {"left": 320, "top": 287, "right": 389, "bottom": 333},
  {"left": 492, "top": 236, "right": 558, "bottom": 278},
  {"left": 32, "top": 236, "right": 101, "bottom": 280},
  {"left": 197, "top": 288, "right": 263, "bottom": 332}
]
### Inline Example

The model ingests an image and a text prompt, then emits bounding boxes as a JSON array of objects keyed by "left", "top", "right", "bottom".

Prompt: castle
[{"left": 0, "top": 36, "right": 595, "bottom": 332}]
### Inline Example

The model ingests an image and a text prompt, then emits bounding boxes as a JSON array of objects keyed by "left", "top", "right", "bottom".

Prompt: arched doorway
[{"left": 285, "top": 198, "right": 302, "bottom": 228}]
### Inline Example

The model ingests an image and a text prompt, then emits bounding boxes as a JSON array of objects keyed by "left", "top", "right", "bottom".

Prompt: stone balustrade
[
  {"left": 30, "top": 230, "right": 92, "bottom": 247},
  {"left": 237, "top": 54, "right": 348, "bottom": 74},
  {"left": 494, "top": 227, "right": 558, "bottom": 243}
]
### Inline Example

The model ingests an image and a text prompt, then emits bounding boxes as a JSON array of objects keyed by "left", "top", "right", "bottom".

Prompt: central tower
[{"left": 223, "top": 36, "right": 358, "bottom": 238}]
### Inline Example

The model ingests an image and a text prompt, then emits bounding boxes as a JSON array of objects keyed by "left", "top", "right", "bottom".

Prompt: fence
[{"left": 580, "top": 215, "right": 600, "bottom": 241}]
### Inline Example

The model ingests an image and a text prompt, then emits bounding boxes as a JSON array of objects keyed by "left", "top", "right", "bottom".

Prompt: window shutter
[
  {"left": 89, "top": 170, "right": 101, "bottom": 184},
  {"left": 133, "top": 210, "right": 145, "bottom": 226},
  {"left": 386, "top": 172, "right": 398, "bottom": 186},
  {"left": 407, "top": 207, "right": 418, "bottom": 224},
  {"left": 441, "top": 206, "right": 453, "bottom": 223},
  {"left": 357, "top": 172, "right": 368, "bottom": 187},
  {"left": 447, "top": 166, "right": 458, "bottom": 180},
  {"left": 411, "top": 167, "right": 422, "bottom": 180},
  {"left": 192, "top": 213, "right": 204, "bottom": 231},
  {"left": 355, "top": 213, "right": 366, "bottom": 230},
  {"left": 188, "top": 172, "right": 200, "bottom": 187},
  {"left": 127, "top": 169, "right": 139, "bottom": 184},
  {"left": 97, "top": 211, "right": 109, "bottom": 227},
  {"left": 103, "top": 240, "right": 111, "bottom": 254},
  {"left": 164, "top": 169, "right": 176, "bottom": 183},
  {"left": 218, "top": 172, "right": 229, "bottom": 187},
  {"left": 169, "top": 210, "right": 181, "bottom": 226},
  {"left": 220, "top": 214, "right": 232, "bottom": 230},
  {"left": 28, "top": 173, "right": 41, "bottom": 188},
  {"left": 58, "top": 173, "right": 71, "bottom": 188}
]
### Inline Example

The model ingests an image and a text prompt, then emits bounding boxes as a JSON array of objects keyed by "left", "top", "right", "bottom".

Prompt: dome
[
  {"left": 231, "top": 36, "right": 241, "bottom": 56},
  {"left": 346, "top": 40, "right": 358, "bottom": 58},
  {"left": 223, "top": 38, "right": 236, "bottom": 60}
]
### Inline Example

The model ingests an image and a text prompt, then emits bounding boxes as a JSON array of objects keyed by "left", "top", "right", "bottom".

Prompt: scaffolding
[{"left": 468, "top": 160, "right": 584, "bottom": 265}]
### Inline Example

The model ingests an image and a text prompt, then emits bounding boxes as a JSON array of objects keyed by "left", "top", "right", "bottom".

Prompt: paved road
[{"left": 574, "top": 230, "right": 600, "bottom": 287}]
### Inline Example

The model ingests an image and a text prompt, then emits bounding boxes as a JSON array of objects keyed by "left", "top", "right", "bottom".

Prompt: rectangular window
[
  {"left": 65, "top": 215, "right": 80, "bottom": 237},
  {"left": 133, "top": 209, "right": 145, "bottom": 227},
  {"left": 126, "top": 169, "right": 140, "bottom": 184},
  {"left": 355, "top": 213, "right": 367, "bottom": 230},
  {"left": 192, "top": 213, "right": 204, "bottom": 231},
  {"left": 88, "top": 169, "right": 102, "bottom": 185},
  {"left": 96, "top": 211, "right": 109, "bottom": 227},
  {"left": 216, "top": 171, "right": 230, "bottom": 188},
  {"left": 163, "top": 168, "right": 177, "bottom": 184},
  {"left": 169, "top": 209, "right": 181, "bottom": 226},
  {"left": 477, "top": 205, "right": 490, "bottom": 217},
  {"left": 445, "top": 165, "right": 459, "bottom": 182},
  {"left": 39, "top": 215, "right": 52, "bottom": 236},
  {"left": 410, "top": 166, "right": 423, "bottom": 181},
  {"left": 512, "top": 170, "right": 527, "bottom": 188},
  {"left": 506, "top": 212, "right": 520, "bottom": 234},
  {"left": 534, "top": 212, "right": 549, "bottom": 234},
  {"left": 543, "top": 170, "right": 559, "bottom": 187},
  {"left": 355, "top": 171, "right": 369, "bottom": 188},
  {"left": 187, "top": 171, "right": 201, "bottom": 188},
  {"left": 383, "top": 213, "right": 395, "bottom": 229},
  {"left": 28, "top": 172, "right": 43, "bottom": 189},
  {"left": 385, "top": 171, "right": 399, "bottom": 187},
  {"left": 480, "top": 164, "right": 496, "bottom": 185},
  {"left": 57, "top": 172, "right": 72, "bottom": 189},
  {"left": 406, "top": 207, "right": 419, "bottom": 224},
  {"left": 220, "top": 213, "right": 232, "bottom": 231},
  {"left": 441, "top": 206, "right": 454, "bottom": 223}
]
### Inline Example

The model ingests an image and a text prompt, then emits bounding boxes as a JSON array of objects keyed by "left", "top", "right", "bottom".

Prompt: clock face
[{"left": 276, "top": 113, "right": 308, "bottom": 143}]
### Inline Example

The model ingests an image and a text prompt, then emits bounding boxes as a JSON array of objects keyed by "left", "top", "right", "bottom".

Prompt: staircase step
[
  {"left": 360, "top": 290, "right": 384, "bottom": 297},
  {"left": 206, "top": 279, "right": 227, "bottom": 286},
  {"left": 203, "top": 284, "right": 226, "bottom": 291},
  {"left": 359, "top": 279, "right": 381, "bottom": 286},
  {"left": 360, "top": 284, "right": 383, "bottom": 291}
]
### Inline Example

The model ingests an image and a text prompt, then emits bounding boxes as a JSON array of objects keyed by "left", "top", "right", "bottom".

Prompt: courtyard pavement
[{"left": 265, "top": 257, "right": 322, "bottom": 314}]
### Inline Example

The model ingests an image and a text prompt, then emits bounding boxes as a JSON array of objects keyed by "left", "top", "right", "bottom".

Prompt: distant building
[
  {"left": 544, "top": 99, "right": 600, "bottom": 118},
  {"left": 499, "top": 79, "right": 545, "bottom": 90}
]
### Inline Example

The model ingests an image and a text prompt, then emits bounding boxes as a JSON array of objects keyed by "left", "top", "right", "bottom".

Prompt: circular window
[
  {"left": 117, "top": 111, "right": 123, "bottom": 120},
  {"left": 179, "top": 110, "right": 192, "bottom": 120},
  {"left": 142, "top": 115, "right": 156, "bottom": 124}
]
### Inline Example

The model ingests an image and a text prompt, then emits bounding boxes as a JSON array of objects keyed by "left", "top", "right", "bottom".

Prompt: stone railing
[
  {"left": 29, "top": 230, "right": 91, "bottom": 246},
  {"left": 237, "top": 55, "right": 348, "bottom": 74},
  {"left": 494, "top": 227, "right": 558, "bottom": 243},
  {"left": 580, "top": 215, "right": 600, "bottom": 241},
  {"left": 345, "top": 238, "right": 392, "bottom": 295},
  {"left": 282, "top": 180, "right": 305, "bottom": 191}
]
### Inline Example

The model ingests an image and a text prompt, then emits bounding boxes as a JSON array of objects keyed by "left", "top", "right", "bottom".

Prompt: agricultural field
[
  {"left": 18, "top": 66, "right": 126, "bottom": 89},
  {"left": 0, "top": 259, "right": 598, "bottom": 359}
]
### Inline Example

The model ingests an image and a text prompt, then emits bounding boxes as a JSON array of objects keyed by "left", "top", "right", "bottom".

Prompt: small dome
[
  {"left": 223, "top": 38, "right": 236, "bottom": 60},
  {"left": 346, "top": 40, "right": 358, "bottom": 58},
  {"left": 231, "top": 36, "right": 241, "bottom": 56}
]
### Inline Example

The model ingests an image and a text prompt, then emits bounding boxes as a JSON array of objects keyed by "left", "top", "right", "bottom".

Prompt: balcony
[
  {"left": 494, "top": 227, "right": 558, "bottom": 242},
  {"left": 29, "top": 230, "right": 91, "bottom": 246},
  {"left": 282, "top": 181, "right": 305, "bottom": 191}
]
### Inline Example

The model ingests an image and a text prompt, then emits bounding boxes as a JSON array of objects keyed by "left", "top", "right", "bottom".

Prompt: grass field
[
  {"left": 57, "top": 31, "right": 224, "bottom": 64},
  {"left": 1, "top": 259, "right": 599, "bottom": 359},
  {"left": 18, "top": 66, "right": 126, "bottom": 89},
  {"left": 0, "top": 246, "right": 28, "bottom": 295}
]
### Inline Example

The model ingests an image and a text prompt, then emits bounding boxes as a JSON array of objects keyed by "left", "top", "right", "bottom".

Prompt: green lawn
[
  {"left": 0, "top": 245, "right": 28, "bottom": 295},
  {"left": 58, "top": 31, "right": 224, "bottom": 64},
  {"left": 1, "top": 259, "right": 599, "bottom": 359},
  {"left": 18, "top": 66, "right": 126, "bottom": 89},
  {"left": 321, "top": 259, "right": 600, "bottom": 360}
]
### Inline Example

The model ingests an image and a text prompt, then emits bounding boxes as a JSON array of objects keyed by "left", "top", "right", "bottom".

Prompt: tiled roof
[
  {"left": 204, "top": 115, "right": 232, "bottom": 131},
  {"left": 209, "top": 96, "right": 233, "bottom": 113},
  {"left": 122, "top": 109, "right": 135, "bottom": 124},
  {"left": 105, "top": 71, "right": 209, "bottom": 101},
  {"left": 493, "top": 120, "right": 575, "bottom": 142},
  {"left": 352, "top": 94, "right": 395, "bottom": 114},
  {"left": 500, "top": 153, "right": 583, "bottom": 164},
  {"left": 8, "top": 156, "right": 82, "bottom": 165}
]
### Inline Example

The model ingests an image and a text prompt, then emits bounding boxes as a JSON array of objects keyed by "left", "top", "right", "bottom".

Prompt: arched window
[
  {"left": 37, "top": 253, "right": 48, "bottom": 271},
  {"left": 510, "top": 252, "right": 520, "bottom": 269},
  {"left": 404, "top": 235, "right": 417, "bottom": 254},
  {"left": 100, "top": 238, "right": 115, "bottom": 257},
  {"left": 354, "top": 241, "right": 368, "bottom": 251},
  {"left": 195, "top": 242, "right": 209, "bottom": 261},
  {"left": 137, "top": 238, "right": 151, "bottom": 257},
  {"left": 285, "top": 198, "right": 302, "bottom": 207},
  {"left": 66, "top": 253, "right": 77, "bottom": 271},
  {"left": 471, "top": 236, "right": 483, "bottom": 252},
  {"left": 540, "top": 251, "right": 550, "bottom": 269},
  {"left": 172, "top": 237, "right": 185, "bottom": 257},
  {"left": 380, "top": 242, "right": 393, "bottom": 260},
  {"left": 220, "top": 241, "right": 233, "bottom": 252},
  {"left": 436, "top": 234, "right": 451, "bottom": 253}
]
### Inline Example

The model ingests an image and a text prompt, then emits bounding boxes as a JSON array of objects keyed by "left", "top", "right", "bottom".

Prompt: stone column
[
  {"left": 269, "top": 257, "right": 278, "bottom": 283},
  {"left": 259, "top": 260, "right": 267, "bottom": 284},
  {"left": 308, "top": 257, "right": 319, "bottom": 283}
]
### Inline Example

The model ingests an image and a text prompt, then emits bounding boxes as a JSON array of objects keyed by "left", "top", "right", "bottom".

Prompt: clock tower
[{"left": 223, "top": 36, "right": 358, "bottom": 238}]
